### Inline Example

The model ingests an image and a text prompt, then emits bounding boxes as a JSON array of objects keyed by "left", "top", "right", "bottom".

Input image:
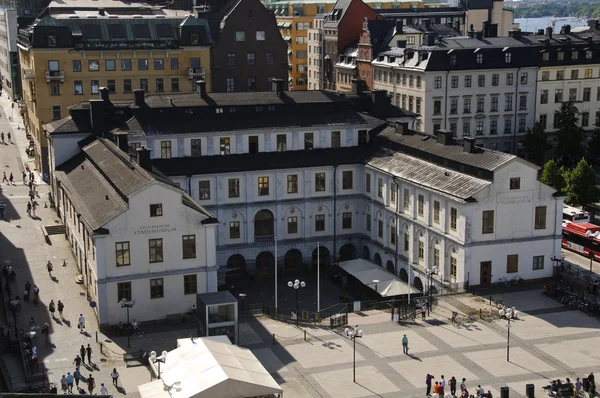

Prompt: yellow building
[{"left": 17, "top": 12, "right": 212, "bottom": 176}]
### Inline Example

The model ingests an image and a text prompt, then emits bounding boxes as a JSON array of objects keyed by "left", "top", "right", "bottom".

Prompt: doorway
[{"left": 480, "top": 261, "right": 491, "bottom": 286}]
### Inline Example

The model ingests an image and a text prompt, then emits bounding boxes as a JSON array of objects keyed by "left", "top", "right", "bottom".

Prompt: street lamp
[
  {"left": 425, "top": 267, "right": 438, "bottom": 316},
  {"left": 344, "top": 325, "right": 363, "bottom": 383},
  {"left": 238, "top": 293, "right": 246, "bottom": 346},
  {"left": 119, "top": 298, "right": 136, "bottom": 348},
  {"left": 506, "top": 310, "right": 513, "bottom": 362},
  {"left": 149, "top": 350, "right": 168, "bottom": 379},
  {"left": 372, "top": 279, "right": 380, "bottom": 294},
  {"left": 287, "top": 279, "right": 306, "bottom": 327}
]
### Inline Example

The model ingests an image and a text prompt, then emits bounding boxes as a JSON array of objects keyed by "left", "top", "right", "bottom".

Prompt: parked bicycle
[{"left": 494, "top": 277, "right": 512, "bottom": 288}]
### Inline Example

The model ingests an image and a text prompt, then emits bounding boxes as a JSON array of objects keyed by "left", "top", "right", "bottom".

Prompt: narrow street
[{"left": 0, "top": 93, "right": 137, "bottom": 395}]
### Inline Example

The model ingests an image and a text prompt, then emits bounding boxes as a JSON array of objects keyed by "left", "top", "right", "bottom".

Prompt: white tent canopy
[
  {"left": 138, "top": 336, "right": 282, "bottom": 398},
  {"left": 339, "top": 259, "right": 420, "bottom": 296}
]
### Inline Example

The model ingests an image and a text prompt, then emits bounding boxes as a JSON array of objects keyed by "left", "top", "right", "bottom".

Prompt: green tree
[
  {"left": 540, "top": 159, "right": 566, "bottom": 192},
  {"left": 520, "top": 122, "right": 548, "bottom": 166},
  {"left": 554, "top": 101, "right": 584, "bottom": 164},
  {"left": 564, "top": 158, "right": 600, "bottom": 206}
]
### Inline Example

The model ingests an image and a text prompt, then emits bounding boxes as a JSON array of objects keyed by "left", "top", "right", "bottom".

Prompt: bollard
[
  {"left": 490, "top": 296, "right": 492, "bottom": 306},
  {"left": 95, "top": 331, "right": 98, "bottom": 342},
  {"left": 525, "top": 383, "right": 534, "bottom": 397},
  {"left": 272, "top": 333, "right": 276, "bottom": 345},
  {"left": 100, "top": 342, "right": 103, "bottom": 355},
  {"left": 304, "top": 330, "right": 307, "bottom": 342},
  {"left": 480, "top": 309, "right": 482, "bottom": 319}
]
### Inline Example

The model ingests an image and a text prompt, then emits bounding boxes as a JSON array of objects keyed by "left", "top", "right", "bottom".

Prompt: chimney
[
  {"left": 562, "top": 24, "right": 571, "bottom": 34},
  {"left": 482, "top": 20, "right": 489, "bottom": 37},
  {"left": 351, "top": 78, "right": 363, "bottom": 95},
  {"left": 537, "top": 29, "right": 544, "bottom": 35},
  {"left": 89, "top": 99, "right": 105, "bottom": 135},
  {"left": 396, "top": 19, "right": 403, "bottom": 34},
  {"left": 134, "top": 89, "right": 145, "bottom": 107},
  {"left": 396, "top": 40, "right": 407, "bottom": 48},
  {"left": 272, "top": 78, "right": 284, "bottom": 96},
  {"left": 468, "top": 24, "right": 475, "bottom": 38},
  {"left": 475, "top": 30, "right": 483, "bottom": 40},
  {"left": 115, "top": 133, "right": 129, "bottom": 153},
  {"left": 546, "top": 26, "right": 553, "bottom": 39},
  {"left": 98, "top": 8, "right": 105, "bottom": 16},
  {"left": 423, "top": 19, "right": 431, "bottom": 31},
  {"left": 196, "top": 80, "right": 207, "bottom": 97},
  {"left": 463, "top": 136, "right": 476, "bottom": 153},
  {"left": 509, "top": 29, "right": 522, "bottom": 40},
  {"left": 395, "top": 122, "right": 409, "bottom": 135},
  {"left": 424, "top": 33, "right": 435, "bottom": 46},
  {"left": 454, "top": 20, "right": 460, "bottom": 34},
  {"left": 437, "top": 129, "right": 454, "bottom": 145},
  {"left": 99, "top": 86, "right": 109, "bottom": 102},
  {"left": 136, "top": 146, "right": 152, "bottom": 171}
]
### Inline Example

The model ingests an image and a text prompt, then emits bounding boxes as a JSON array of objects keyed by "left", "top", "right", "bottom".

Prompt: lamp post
[
  {"left": 344, "top": 325, "right": 363, "bottom": 383},
  {"left": 238, "top": 293, "right": 246, "bottom": 346},
  {"left": 274, "top": 236, "right": 278, "bottom": 315},
  {"left": 119, "top": 298, "right": 136, "bottom": 348},
  {"left": 288, "top": 279, "right": 306, "bottom": 327},
  {"left": 506, "top": 311, "right": 512, "bottom": 362},
  {"left": 425, "top": 267, "right": 438, "bottom": 316},
  {"left": 317, "top": 242, "right": 320, "bottom": 312},
  {"left": 150, "top": 350, "right": 168, "bottom": 379}
]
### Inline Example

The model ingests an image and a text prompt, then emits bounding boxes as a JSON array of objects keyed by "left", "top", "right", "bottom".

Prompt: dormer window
[
  {"left": 504, "top": 52, "right": 512, "bottom": 63},
  {"left": 476, "top": 53, "right": 483, "bottom": 64},
  {"left": 47, "top": 34, "right": 57, "bottom": 47},
  {"left": 450, "top": 55, "right": 456, "bottom": 65}
]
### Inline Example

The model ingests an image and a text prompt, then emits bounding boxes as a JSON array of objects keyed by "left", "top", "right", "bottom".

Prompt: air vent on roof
[
  {"left": 133, "top": 15, "right": 143, "bottom": 19},
  {"left": 68, "top": 15, "right": 79, "bottom": 19},
  {"left": 86, "top": 15, "right": 98, "bottom": 19}
]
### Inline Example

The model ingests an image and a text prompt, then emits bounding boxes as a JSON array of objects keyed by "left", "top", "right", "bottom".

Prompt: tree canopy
[
  {"left": 563, "top": 158, "right": 600, "bottom": 206},
  {"left": 511, "top": 1, "right": 600, "bottom": 19},
  {"left": 554, "top": 101, "right": 584, "bottom": 166},
  {"left": 540, "top": 159, "right": 566, "bottom": 192},
  {"left": 520, "top": 122, "right": 548, "bottom": 166}
]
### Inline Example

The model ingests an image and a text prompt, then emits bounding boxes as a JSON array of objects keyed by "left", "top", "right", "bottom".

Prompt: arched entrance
[
  {"left": 254, "top": 210, "right": 274, "bottom": 238},
  {"left": 399, "top": 268, "right": 408, "bottom": 282},
  {"left": 226, "top": 254, "right": 246, "bottom": 283},
  {"left": 414, "top": 276, "right": 424, "bottom": 292},
  {"left": 362, "top": 246, "right": 370, "bottom": 260},
  {"left": 339, "top": 244, "right": 356, "bottom": 262},
  {"left": 386, "top": 260, "right": 394, "bottom": 274},
  {"left": 255, "top": 252, "right": 274, "bottom": 276},
  {"left": 373, "top": 253, "right": 382, "bottom": 266},
  {"left": 312, "top": 246, "right": 330, "bottom": 268},
  {"left": 284, "top": 249, "right": 303, "bottom": 271}
]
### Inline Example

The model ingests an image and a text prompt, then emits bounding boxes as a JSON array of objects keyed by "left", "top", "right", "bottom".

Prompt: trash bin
[
  {"left": 526, "top": 383, "right": 534, "bottom": 397},
  {"left": 501, "top": 386, "right": 509, "bottom": 398}
]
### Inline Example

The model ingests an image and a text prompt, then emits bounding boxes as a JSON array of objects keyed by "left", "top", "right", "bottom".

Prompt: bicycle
[
  {"left": 495, "top": 277, "right": 511, "bottom": 288},
  {"left": 511, "top": 275, "right": 524, "bottom": 285}
]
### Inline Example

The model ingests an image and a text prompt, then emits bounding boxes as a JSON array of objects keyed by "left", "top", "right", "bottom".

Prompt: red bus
[{"left": 562, "top": 222, "right": 600, "bottom": 260}]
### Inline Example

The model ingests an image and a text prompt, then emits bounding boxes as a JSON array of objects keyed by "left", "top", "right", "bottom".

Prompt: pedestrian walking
[
  {"left": 33, "top": 285, "right": 39, "bottom": 299},
  {"left": 29, "top": 317, "right": 36, "bottom": 329},
  {"left": 73, "top": 354, "right": 82, "bottom": 369},
  {"left": 0, "top": 201, "right": 5, "bottom": 220},
  {"left": 29, "top": 172, "right": 34, "bottom": 183},
  {"left": 2, "top": 172, "right": 7, "bottom": 183},
  {"left": 60, "top": 375, "right": 68, "bottom": 393},
  {"left": 87, "top": 374, "right": 95, "bottom": 395},
  {"left": 7, "top": 131, "right": 11, "bottom": 144},
  {"left": 426, "top": 374, "right": 434, "bottom": 396},
  {"left": 57, "top": 300, "right": 64, "bottom": 318},
  {"left": 402, "top": 334, "right": 409, "bottom": 355},
  {"left": 67, "top": 372, "right": 74, "bottom": 393},
  {"left": 31, "top": 201, "right": 37, "bottom": 217},
  {"left": 41, "top": 323, "right": 49, "bottom": 342},
  {"left": 78, "top": 314, "right": 85, "bottom": 333},
  {"left": 450, "top": 376, "right": 457, "bottom": 396},
  {"left": 440, "top": 375, "right": 446, "bottom": 396},
  {"left": 48, "top": 299, "right": 56, "bottom": 318},
  {"left": 31, "top": 352, "right": 39, "bottom": 370},
  {"left": 25, "top": 281, "right": 31, "bottom": 295},
  {"left": 86, "top": 344, "right": 92, "bottom": 364},
  {"left": 73, "top": 369, "right": 81, "bottom": 387},
  {"left": 8, "top": 173, "right": 13, "bottom": 185},
  {"left": 111, "top": 368, "right": 119, "bottom": 387},
  {"left": 1, "top": 132, "right": 4, "bottom": 144},
  {"left": 80, "top": 345, "right": 86, "bottom": 364},
  {"left": 100, "top": 383, "right": 108, "bottom": 395},
  {"left": 46, "top": 261, "right": 53, "bottom": 277},
  {"left": 29, "top": 190, "right": 35, "bottom": 203},
  {"left": 460, "top": 377, "right": 467, "bottom": 393},
  {"left": 26, "top": 202, "right": 31, "bottom": 216},
  {"left": 22, "top": 172, "right": 26, "bottom": 184}
]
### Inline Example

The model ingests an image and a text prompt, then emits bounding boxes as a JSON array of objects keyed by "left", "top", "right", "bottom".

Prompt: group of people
[
  {"left": 62, "top": 346, "right": 120, "bottom": 395},
  {"left": 1, "top": 131, "right": 11, "bottom": 145},
  {"left": 546, "top": 374, "right": 596, "bottom": 398},
  {"left": 426, "top": 375, "right": 492, "bottom": 398}
]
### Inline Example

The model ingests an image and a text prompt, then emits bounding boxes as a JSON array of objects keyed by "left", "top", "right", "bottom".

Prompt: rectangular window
[
  {"left": 121, "top": 59, "right": 131, "bottom": 71},
  {"left": 88, "top": 60, "right": 99, "bottom": 72},
  {"left": 433, "top": 100, "right": 441, "bottom": 115},
  {"left": 74, "top": 80, "right": 83, "bottom": 95},
  {"left": 450, "top": 257, "right": 457, "bottom": 277},
  {"left": 73, "top": 60, "right": 82, "bottom": 72},
  {"left": 220, "top": 137, "right": 231, "bottom": 155},
  {"left": 571, "top": 69, "right": 579, "bottom": 80},
  {"left": 276, "top": 134, "right": 287, "bottom": 151},
  {"left": 477, "top": 97, "right": 485, "bottom": 113},
  {"left": 184, "top": 274, "right": 197, "bottom": 295},
  {"left": 504, "top": 119, "right": 512, "bottom": 134},
  {"left": 482, "top": 210, "right": 494, "bottom": 234},
  {"left": 304, "top": 133, "right": 314, "bottom": 150},
  {"left": 358, "top": 130, "right": 368, "bottom": 146},
  {"left": 492, "top": 74, "right": 499, "bottom": 86},
  {"left": 533, "top": 255, "right": 544, "bottom": 270},
  {"left": 569, "top": 88, "right": 577, "bottom": 101},
  {"left": 491, "top": 96, "right": 498, "bottom": 111},
  {"left": 506, "top": 73, "right": 513, "bottom": 85},
  {"left": 505, "top": 96, "right": 513, "bottom": 111},
  {"left": 417, "top": 194, "right": 424, "bottom": 216},
  {"left": 287, "top": 175, "right": 298, "bottom": 194},
  {"left": 404, "top": 232, "right": 409, "bottom": 252},
  {"left": 170, "top": 58, "right": 179, "bottom": 70},
  {"left": 450, "top": 208, "right": 457, "bottom": 230},
  {"left": 226, "top": 77, "right": 235, "bottom": 92},
  {"left": 585, "top": 68, "right": 593, "bottom": 79},
  {"left": 287, "top": 216, "right": 298, "bottom": 234},
  {"left": 150, "top": 278, "right": 164, "bottom": 298},
  {"left": 434, "top": 76, "right": 442, "bottom": 89},
  {"left": 247, "top": 53, "right": 255, "bottom": 65},
  {"left": 520, "top": 72, "right": 528, "bottom": 84},
  {"left": 191, "top": 139, "right": 202, "bottom": 157},
  {"left": 464, "top": 75, "right": 471, "bottom": 88},
  {"left": 378, "top": 178, "right": 383, "bottom": 198},
  {"left": 182, "top": 235, "right": 196, "bottom": 259},
  {"left": 138, "top": 59, "right": 148, "bottom": 70},
  {"left": 366, "top": 213, "right": 371, "bottom": 232},
  {"left": 258, "top": 177, "right": 269, "bottom": 196},
  {"left": 464, "top": 98, "right": 471, "bottom": 113},
  {"left": 51, "top": 105, "right": 61, "bottom": 120},
  {"left": 366, "top": 173, "right": 371, "bottom": 193},
  {"left": 507, "top": 254, "right": 518, "bottom": 273},
  {"left": 584, "top": 87, "right": 591, "bottom": 102},
  {"left": 171, "top": 77, "right": 179, "bottom": 92},
  {"left": 478, "top": 74, "right": 485, "bottom": 87},
  {"left": 331, "top": 131, "right": 341, "bottom": 148},
  {"left": 248, "top": 77, "right": 256, "bottom": 91},
  {"left": 139, "top": 78, "right": 148, "bottom": 92},
  {"left": 266, "top": 52, "right": 274, "bottom": 65},
  {"left": 541, "top": 71, "right": 550, "bottom": 81},
  {"left": 235, "top": 31, "right": 245, "bottom": 41},
  {"left": 315, "top": 173, "right": 326, "bottom": 192},
  {"left": 433, "top": 201, "right": 440, "bottom": 223},
  {"left": 555, "top": 89, "right": 563, "bottom": 103},
  {"left": 105, "top": 59, "right": 116, "bottom": 71},
  {"left": 342, "top": 171, "right": 353, "bottom": 190},
  {"left": 160, "top": 140, "right": 171, "bottom": 159},
  {"left": 115, "top": 242, "right": 130, "bottom": 266},
  {"left": 378, "top": 219, "right": 384, "bottom": 238},
  {"left": 228, "top": 178, "right": 240, "bottom": 198},
  {"left": 451, "top": 76, "right": 458, "bottom": 88},
  {"left": 156, "top": 78, "right": 164, "bottom": 92},
  {"left": 198, "top": 180, "right": 210, "bottom": 200},
  {"left": 150, "top": 203, "right": 163, "bottom": 217},
  {"left": 227, "top": 53, "right": 236, "bottom": 66},
  {"left": 107, "top": 79, "right": 116, "bottom": 93},
  {"left": 149, "top": 239, "right": 163, "bottom": 263},
  {"left": 391, "top": 224, "right": 397, "bottom": 245},
  {"left": 540, "top": 114, "right": 547, "bottom": 129},
  {"left": 229, "top": 221, "right": 240, "bottom": 239},
  {"left": 50, "top": 81, "right": 60, "bottom": 96},
  {"left": 535, "top": 206, "right": 547, "bottom": 229},
  {"left": 540, "top": 90, "right": 548, "bottom": 104},
  {"left": 510, "top": 177, "right": 520, "bottom": 190},
  {"left": 557, "top": 70, "right": 564, "bottom": 80},
  {"left": 117, "top": 282, "right": 131, "bottom": 302},
  {"left": 434, "top": 248, "right": 440, "bottom": 268},
  {"left": 463, "top": 121, "right": 471, "bottom": 136},
  {"left": 418, "top": 241, "right": 424, "bottom": 260},
  {"left": 342, "top": 212, "right": 352, "bottom": 229},
  {"left": 582, "top": 112, "right": 589, "bottom": 127},
  {"left": 390, "top": 183, "right": 397, "bottom": 204},
  {"left": 404, "top": 188, "right": 410, "bottom": 210},
  {"left": 519, "top": 95, "right": 527, "bottom": 110},
  {"left": 315, "top": 214, "right": 325, "bottom": 231}
]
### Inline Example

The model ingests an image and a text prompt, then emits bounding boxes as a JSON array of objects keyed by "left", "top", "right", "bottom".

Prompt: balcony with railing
[
  {"left": 45, "top": 70, "right": 64, "bottom": 83},
  {"left": 188, "top": 67, "right": 205, "bottom": 78},
  {"left": 22, "top": 69, "right": 34, "bottom": 81},
  {"left": 17, "top": 29, "right": 32, "bottom": 48}
]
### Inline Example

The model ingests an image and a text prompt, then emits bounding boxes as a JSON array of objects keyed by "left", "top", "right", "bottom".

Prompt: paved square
[
  {"left": 277, "top": 376, "right": 314, "bottom": 398},
  {"left": 431, "top": 323, "right": 505, "bottom": 348},
  {"left": 312, "top": 366, "right": 400, "bottom": 398},
  {"left": 240, "top": 322, "right": 263, "bottom": 345},
  {"left": 389, "top": 355, "right": 479, "bottom": 388},
  {"left": 285, "top": 338, "right": 364, "bottom": 368},
  {"left": 508, "top": 311, "right": 600, "bottom": 340},
  {"left": 536, "top": 336, "right": 600, "bottom": 368},
  {"left": 465, "top": 347, "right": 556, "bottom": 377},
  {"left": 250, "top": 347, "right": 288, "bottom": 373},
  {"left": 361, "top": 330, "right": 438, "bottom": 358},
  {"left": 507, "top": 377, "right": 559, "bottom": 397}
]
